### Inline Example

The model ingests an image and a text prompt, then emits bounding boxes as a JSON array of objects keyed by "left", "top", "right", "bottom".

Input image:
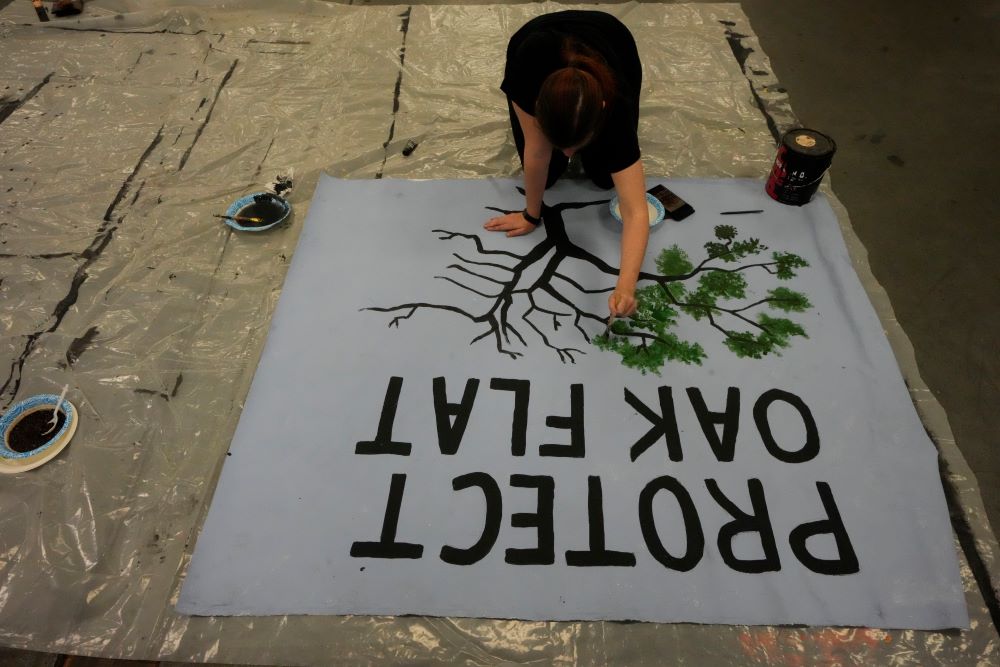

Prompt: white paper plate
[
  {"left": 0, "top": 397, "right": 78, "bottom": 474},
  {"left": 609, "top": 192, "right": 666, "bottom": 227}
]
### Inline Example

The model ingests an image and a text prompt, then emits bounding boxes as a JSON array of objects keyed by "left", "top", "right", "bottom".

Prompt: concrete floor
[
  {"left": 733, "top": 0, "right": 1000, "bottom": 535},
  {"left": 2, "top": 0, "right": 997, "bottom": 664}
]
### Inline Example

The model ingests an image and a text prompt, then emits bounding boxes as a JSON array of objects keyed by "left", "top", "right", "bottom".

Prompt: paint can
[{"left": 765, "top": 129, "right": 837, "bottom": 206}]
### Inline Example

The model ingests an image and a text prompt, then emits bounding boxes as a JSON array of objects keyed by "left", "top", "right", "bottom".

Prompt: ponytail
[{"left": 535, "top": 39, "right": 616, "bottom": 149}]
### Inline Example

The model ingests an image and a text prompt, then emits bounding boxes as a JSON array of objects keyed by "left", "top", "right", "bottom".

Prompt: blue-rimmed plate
[
  {"left": 222, "top": 192, "right": 291, "bottom": 232},
  {"left": 0, "top": 394, "right": 78, "bottom": 473},
  {"left": 609, "top": 192, "right": 666, "bottom": 227}
]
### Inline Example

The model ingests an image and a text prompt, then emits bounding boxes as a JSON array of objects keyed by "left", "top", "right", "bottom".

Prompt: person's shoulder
[{"left": 507, "top": 26, "right": 561, "bottom": 71}]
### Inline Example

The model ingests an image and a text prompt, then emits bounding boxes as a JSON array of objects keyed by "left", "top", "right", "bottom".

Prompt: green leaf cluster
[
  {"left": 679, "top": 270, "right": 752, "bottom": 322},
  {"left": 766, "top": 286, "right": 811, "bottom": 312},
  {"left": 655, "top": 246, "right": 693, "bottom": 276},
  {"left": 773, "top": 251, "right": 809, "bottom": 279},
  {"left": 723, "top": 314, "right": 807, "bottom": 359},
  {"left": 595, "top": 225, "right": 812, "bottom": 373},
  {"left": 704, "top": 225, "right": 767, "bottom": 262},
  {"left": 594, "top": 283, "right": 705, "bottom": 374}
]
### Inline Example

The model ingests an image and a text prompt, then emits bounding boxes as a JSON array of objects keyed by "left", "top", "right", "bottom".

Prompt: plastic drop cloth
[{"left": 0, "top": 0, "right": 996, "bottom": 664}]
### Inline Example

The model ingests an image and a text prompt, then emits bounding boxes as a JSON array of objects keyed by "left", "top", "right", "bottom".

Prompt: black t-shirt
[{"left": 501, "top": 10, "right": 642, "bottom": 174}]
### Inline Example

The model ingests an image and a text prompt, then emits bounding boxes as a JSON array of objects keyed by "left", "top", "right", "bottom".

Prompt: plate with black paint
[
  {"left": 0, "top": 394, "right": 78, "bottom": 473},
  {"left": 223, "top": 192, "right": 291, "bottom": 232}
]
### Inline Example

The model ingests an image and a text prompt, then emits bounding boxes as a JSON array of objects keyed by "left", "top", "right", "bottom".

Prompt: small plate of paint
[
  {"left": 222, "top": 192, "right": 291, "bottom": 232},
  {"left": 609, "top": 192, "right": 666, "bottom": 227},
  {"left": 0, "top": 394, "right": 78, "bottom": 473}
]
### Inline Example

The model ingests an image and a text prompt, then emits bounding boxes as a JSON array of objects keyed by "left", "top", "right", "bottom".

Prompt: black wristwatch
[{"left": 521, "top": 209, "right": 542, "bottom": 225}]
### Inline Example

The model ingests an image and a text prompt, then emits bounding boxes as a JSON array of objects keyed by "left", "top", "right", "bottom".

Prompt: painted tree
[{"left": 364, "top": 191, "right": 811, "bottom": 374}]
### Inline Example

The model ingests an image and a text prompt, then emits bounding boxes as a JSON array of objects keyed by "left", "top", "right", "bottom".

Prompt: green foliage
[
  {"left": 715, "top": 224, "right": 737, "bottom": 241},
  {"left": 698, "top": 270, "right": 748, "bottom": 300},
  {"left": 705, "top": 225, "right": 766, "bottom": 262},
  {"left": 678, "top": 270, "right": 748, "bottom": 321},
  {"left": 596, "top": 225, "right": 812, "bottom": 373},
  {"left": 772, "top": 251, "right": 809, "bottom": 279},
  {"left": 655, "top": 246, "right": 693, "bottom": 276},
  {"left": 594, "top": 327, "right": 704, "bottom": 375},
  {"left": 594, "top": 283, "right": 705, "bottom": 374},
  {"left": 767, "top": 287, "right": 811, "bottom": 312},
  {"left": 723, "top": 314, "right": 807, "bottom": 359}
]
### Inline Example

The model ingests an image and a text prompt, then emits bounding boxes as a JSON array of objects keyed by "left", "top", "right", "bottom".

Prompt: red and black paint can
[{"left": 765, "top": 128, "right": 837, "bottom": 206}]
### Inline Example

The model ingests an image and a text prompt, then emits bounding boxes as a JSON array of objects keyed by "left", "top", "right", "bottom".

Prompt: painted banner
[{"left": 177, "top": 175, "right": 968, "bottom": 629}]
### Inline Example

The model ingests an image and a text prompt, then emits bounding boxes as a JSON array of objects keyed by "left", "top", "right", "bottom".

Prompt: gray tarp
[{"left": 0, "top": 0, "right": 996, "bottom": 664}]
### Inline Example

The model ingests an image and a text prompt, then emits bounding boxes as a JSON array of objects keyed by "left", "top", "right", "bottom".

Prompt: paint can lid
[{"left": 781, "top": 128, "right": 837, "bottom": 159}]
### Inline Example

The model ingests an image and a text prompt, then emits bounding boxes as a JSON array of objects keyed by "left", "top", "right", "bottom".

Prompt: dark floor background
[
  {"left": 1, "top": 0, "right": 997, "bottom": 665},
  {"left": 735, "top": 0, "right": 1000, "bottom": 534}
]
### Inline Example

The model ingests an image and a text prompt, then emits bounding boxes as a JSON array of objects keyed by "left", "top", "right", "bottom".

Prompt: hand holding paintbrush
[{"left": 603, "top": 313, "right": 616, "bottom": 338}]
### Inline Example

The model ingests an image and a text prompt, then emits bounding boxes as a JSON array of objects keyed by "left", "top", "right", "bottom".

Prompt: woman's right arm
[{"left": 484, "top": 101, "right": 553, "bottom": 237}]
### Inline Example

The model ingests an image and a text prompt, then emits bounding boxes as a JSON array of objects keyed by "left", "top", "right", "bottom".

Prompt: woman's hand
[
  {"left": 609, "top": 286, "right": 637, "bottom": 317},
  {"left": 484, "top": 211, "right": 538, "bottom": 238}
]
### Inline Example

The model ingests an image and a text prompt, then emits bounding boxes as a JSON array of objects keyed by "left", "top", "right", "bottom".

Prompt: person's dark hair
[{"left": 535, "top": 39, "right": 616, "bottom": 149}]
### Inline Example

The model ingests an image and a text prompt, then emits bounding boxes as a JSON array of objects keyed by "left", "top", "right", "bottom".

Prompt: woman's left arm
[{"left": 609, "top": 159, "right": 649, "bottom": 317}]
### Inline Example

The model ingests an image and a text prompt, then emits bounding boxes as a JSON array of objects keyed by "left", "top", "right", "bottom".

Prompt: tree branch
[
  {"left": 435, "top": 275, "right": 500, "bottom": 298},
  {"left": 657, "top": 283, "right": 770, "bottom": 334},
  {"left": 522, "top": 297, "right": 584, "bottom": 364},
  {"left": 453, "top": 252, "right": 515, "bottom": 273},
  {"left": 433, "top": 229, "right": 524, "bottom": 259},
  {"left": 446, "top": 263, "right": 508, "bottom": 286},
  {"left": 363, "top": 302, "right": 478, "bottom": 328},
  {"left": 554, "top": 271, "right": 616, "bottom": 294},
  {"left": 731, "top": 296, "right": 800, "bottom": 314}
]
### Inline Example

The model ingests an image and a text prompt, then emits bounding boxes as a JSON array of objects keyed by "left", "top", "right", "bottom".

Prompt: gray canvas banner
[{"left": 178, "top": 175, "right": 968, "bottom": 630}]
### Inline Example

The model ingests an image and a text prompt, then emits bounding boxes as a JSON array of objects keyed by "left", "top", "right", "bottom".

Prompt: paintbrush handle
[
  {"left": 213, "top": 214, "right": 264, "bottom": 223},
  {"left": 54, "top": 384, "right": 68, "bottom": 415}
]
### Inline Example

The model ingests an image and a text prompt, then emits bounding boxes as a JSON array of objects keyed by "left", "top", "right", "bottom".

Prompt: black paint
[
  {"left": 439, "top": 472, "right": 502, "bottom": 565},
  {"left": 539, "top": 383, "right": 585, "bottom": 458},
  {"left": 356, "top": 376, "right": 412, "bottom": 455},
  {"left": 565, "top": 476, "right": 636, "bottom": 567},
  {"left": 350, "top": 473, "right": 424, "bottom": 559},
  {"left": 687, "top": 387, "right": 740, "bottom": 462},
  {"left": 706, "top": 478, "right": 781, "bottom": 573},
  {"left": 7, "top": 409, "right": 65, "bottom": 452},
  {"left": 66, "top": 326, "right": 99, "bottom": 367},
  {"left": 505, "top": 474, "right": 555, "bottom": 565},
  {"left": 179, "top": 59, "right": 238, "bottom": 171},
  {"left": 433, "top": 377, "right": 479, "bottom": 455},
  {"left": 639, "top": 476, "right": 705, "bottom": 571},
  {"left": 788, "top": 482, "right": 859, "bottom": 575},
  {"left": 235, "top": 194, "right": 287, "bottom": 227},
  {"left": 753, "top": 388, "right": 819, "bottom": 463},
  {"left": 376, "top": 7, "right": 412, "bottom": 179},
  {"left": 625, "top": 386, "right": 682, "bottom": 462},
  {"left": 489, "top": 378, "right": 530, "bottom": 456},
  {"left": 0, "top": 72, "right": 53, "bottom": 127},
  {"left": 104, "top": 125, "right": 164, "bottom": 222},
  {"left": 252, "top": 137, "right": 276, "bottom": 180}
]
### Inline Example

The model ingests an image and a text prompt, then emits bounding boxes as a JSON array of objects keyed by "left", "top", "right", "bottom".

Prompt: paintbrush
[
  {"left": 214, "top": 214, "right": 264, "bottom": 224},
  {"left": 602, "top": 313, "right": 615, "bottom": 338}
]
